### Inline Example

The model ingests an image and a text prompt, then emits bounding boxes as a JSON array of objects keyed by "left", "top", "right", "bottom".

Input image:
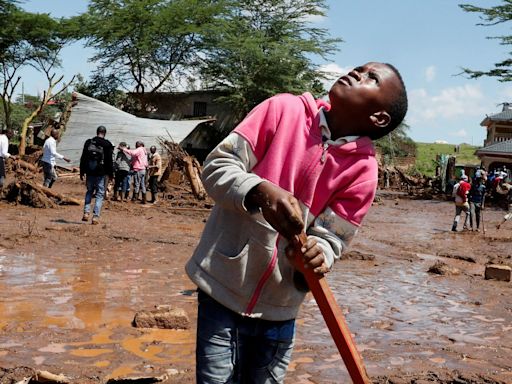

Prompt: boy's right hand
[{"left": 246, "top": 181, "right": 303, "bottom": 240}]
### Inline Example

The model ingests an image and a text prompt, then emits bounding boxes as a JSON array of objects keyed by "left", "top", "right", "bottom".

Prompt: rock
[
  {"left": 427, "top": 261, "right": 460, "bottom": 276},
  {"left": 484, "top": 264, "right": 511, "bottom": 282},
  {"left": 133, "top": 306, "right": 190, "bottom": 330}
]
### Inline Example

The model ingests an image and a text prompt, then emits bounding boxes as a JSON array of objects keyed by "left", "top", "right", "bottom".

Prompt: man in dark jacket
[{"left": 80, "top": 125, "right": 114, "bottom": 224}]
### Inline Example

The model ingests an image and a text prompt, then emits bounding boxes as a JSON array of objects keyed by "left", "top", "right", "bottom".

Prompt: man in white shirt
[
  {"left": 41, "top": 128, "right": 70, "bottom": 188},
  {"left": 0, "top": 129, "right": 16, "bottom": 191}
]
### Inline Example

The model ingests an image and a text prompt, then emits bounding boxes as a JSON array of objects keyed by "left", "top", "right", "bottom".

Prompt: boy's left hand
[{"left": 286, "top": 236, "right": 330, "bottom": 276}]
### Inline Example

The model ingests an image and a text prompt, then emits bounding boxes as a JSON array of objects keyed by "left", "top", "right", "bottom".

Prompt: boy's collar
[{"left": 319, "top": 107, "right": 359, "bottom": 145}]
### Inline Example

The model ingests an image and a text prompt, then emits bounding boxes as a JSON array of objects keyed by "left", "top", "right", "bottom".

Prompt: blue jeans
[
  {"left": 133, "top": 169, "right": 146, "bottom": 194},
  {"left": 84, "top": 175, "right": 106, "bottom": 217},
  {"left": 196, "top": 290, "right": 295, "bottom": 384}
]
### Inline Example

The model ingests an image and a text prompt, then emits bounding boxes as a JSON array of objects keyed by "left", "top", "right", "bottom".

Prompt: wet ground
[{"left": 0, "top": 177, "right": 511, "bottom": 383}]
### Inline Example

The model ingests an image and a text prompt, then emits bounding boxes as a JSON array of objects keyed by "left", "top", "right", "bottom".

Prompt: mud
[{"left": 0, "top": 177, "right": 511, "bottom": 383}]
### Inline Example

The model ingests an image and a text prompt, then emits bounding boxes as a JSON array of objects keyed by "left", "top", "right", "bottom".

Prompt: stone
[
  {"left": 132, "top": 306, "right": 190, "bottom": 330},
  {"left": 427, "top": 261, "right": 460, "bottom": 276},
  {"left": 484, "top": 264, "right": 511, "bottom": 282}
]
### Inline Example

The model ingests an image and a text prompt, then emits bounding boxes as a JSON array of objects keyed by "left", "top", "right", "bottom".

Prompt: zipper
[{"left": 244, "top": 238, "right": 280, "bottom": 315}]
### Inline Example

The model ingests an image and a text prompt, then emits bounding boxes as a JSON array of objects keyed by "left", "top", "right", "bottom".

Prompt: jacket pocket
[{"left": 200, "top": 238, "right": 273, "bottom": 297}]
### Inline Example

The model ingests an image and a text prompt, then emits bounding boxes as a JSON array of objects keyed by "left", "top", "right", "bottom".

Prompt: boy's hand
[
  {"left": 286, "top": 236, "right": 330, "bottom": 276},
  {"left": 246, "top": 181, "right": 303, "bottom": 240}
]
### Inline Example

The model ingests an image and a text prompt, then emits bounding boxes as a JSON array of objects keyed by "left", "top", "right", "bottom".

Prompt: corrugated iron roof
[
  {"left": 481, "top": 109, "right": 512, "bottom": 125},
  {"left": 58, "top": 93, "right": 209, "bottom": 165},
  {"left": 476, "top": 139, "right": 512, "bottom": 155}
]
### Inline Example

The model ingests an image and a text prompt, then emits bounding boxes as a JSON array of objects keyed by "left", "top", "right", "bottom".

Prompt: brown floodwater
[{"left": 1, "top": 187, "right": 511, "bottom": 383}]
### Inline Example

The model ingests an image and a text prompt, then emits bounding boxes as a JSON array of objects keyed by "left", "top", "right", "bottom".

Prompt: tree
[
  {"left": 375, "top": 122, "right": 417, "bottom": 161},
  {"left": 17, "top": 15, "right": 78, "bottom": 155},
  {"left": 199, "top": 0, "right": 341, "bottom": 120},
  {"left": 0, "top": 4, "right": 76, "bottom": 145},
  {"left": 81, "top": 0, "right": 227, "bottom": 105},
  {"left": 459, "top": 1, "right": 512, "bottom": 81}
]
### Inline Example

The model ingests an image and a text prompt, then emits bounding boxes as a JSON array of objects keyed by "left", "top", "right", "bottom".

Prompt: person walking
[
  {"left": 469, "top": 176, "right": 486, "bottom": 231},
  {"left": 0, "top": 129, "right": 17, "bottom": 191},
  {"left": 41, "top": 128, "right": 71, "bottom": 188},
  {"left": 120, "top": 141, "right": 148, "bottom": 204},
  {"left": 79, "top": 125, "right": 114, "bottom": 225},
  {"left": 147, "top": 145, "right": 162, "bottom": 204},
  {"left": 451, "top": 175, "right": 471, "bottom": 232}
]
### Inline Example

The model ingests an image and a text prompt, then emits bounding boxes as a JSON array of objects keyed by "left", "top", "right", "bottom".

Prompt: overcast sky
[{"left": 19, "top": 0, "right": 512, "bottom": 145}]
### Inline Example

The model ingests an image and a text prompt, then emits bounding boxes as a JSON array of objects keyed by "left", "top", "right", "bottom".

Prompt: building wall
[{"left": 485, "top": 122, "right": 512, "bottom": 146}]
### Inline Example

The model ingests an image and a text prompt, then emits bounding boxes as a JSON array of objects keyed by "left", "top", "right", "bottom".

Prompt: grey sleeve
[{"left": 201, "top": 132, "right": 263, "bottom": 212}]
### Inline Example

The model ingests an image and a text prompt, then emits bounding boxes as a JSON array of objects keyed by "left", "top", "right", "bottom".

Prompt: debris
[
  {"left": 342, "top": 250, "right": 375, "bottom": 261},
  {"left": 105, "top": 373, "right": 168, "bottom": 384},
  {"left": 14, "top": 159, "right": 38, "bottom": 173},
  {"left": 132, "top": 305, "right": 190, "bottom": 330},
  {"left": 5, "top": 180, "right": 81, "bottom": 207},
  {"left": 484, "top": 264, "right": 511, "bottom": 282},
  {"left": 15, "top": 370, "right": 71, "bottom": 384},
  {"left": 158, "top": 138, "right": 207, "bottom": 200},
  {"left": 428, "top": 261, "right": 460, "bottom": 276}
]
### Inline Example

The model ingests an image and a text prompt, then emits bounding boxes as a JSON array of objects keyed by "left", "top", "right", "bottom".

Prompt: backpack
[
  {"left": 457, "top": 182, "right": 467, "bottom": 199},
  {"left": 86, "top": 138, "right": 104, "bottom": 171}
]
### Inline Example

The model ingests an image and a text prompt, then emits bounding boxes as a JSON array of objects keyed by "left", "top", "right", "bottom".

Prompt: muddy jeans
[
  {"left": 469, "top": 202, "right": 482, "bottom": 229},
  {"left": 196, "top": 290, "right": 294, "bottom": 384},
  {"left": 42, "top": 161, "right": 57, "bottom": 188},
  {"left": 84, "top": 175, "right": 106, "bottom": 217},
  {"left": 452, "top": 202, "right": 470, "bottom": 230}
]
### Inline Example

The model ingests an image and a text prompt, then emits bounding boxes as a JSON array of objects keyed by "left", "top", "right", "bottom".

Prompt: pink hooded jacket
[{"left": 186, "top": 92, "right": 378, "bottom": 321}]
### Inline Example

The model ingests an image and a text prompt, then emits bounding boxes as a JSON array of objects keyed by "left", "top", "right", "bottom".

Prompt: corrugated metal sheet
[
  {"left": 476, "top": 139, "right": 512, "bottom": 155},
  {"left": 58, "top": 93, "right": 208, "bottom": 165}
]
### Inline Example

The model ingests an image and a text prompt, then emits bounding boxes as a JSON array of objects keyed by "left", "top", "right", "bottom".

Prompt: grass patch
[{"left": 415, "top": 143, "right": 481, "bottom": 177}]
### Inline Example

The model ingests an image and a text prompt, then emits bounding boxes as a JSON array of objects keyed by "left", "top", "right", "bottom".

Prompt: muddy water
[
  {"left": 0, "top": 250, "right": 195, "bottom": 379},
  {"left": 0, "top": 196, "right": 511, "bottom": 383}
]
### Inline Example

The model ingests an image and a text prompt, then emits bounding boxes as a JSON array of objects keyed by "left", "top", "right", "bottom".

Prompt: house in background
[
  {"left": 58, "top": 93, "right": 211, "bottom": 165},
  {"left": 475, "top": 103, "right": 512, "bottom": 174}
]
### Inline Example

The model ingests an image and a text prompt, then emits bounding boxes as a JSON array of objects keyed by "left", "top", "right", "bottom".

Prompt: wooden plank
[{"left": 294, "top": 233, "right": 370, "bottom": 384}]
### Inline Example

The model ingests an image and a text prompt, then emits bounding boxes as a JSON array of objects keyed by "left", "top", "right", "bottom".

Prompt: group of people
[
  {"left": 79, "top": 125, "right": 162, "bottom": 225},
  {"left": 451, "top": 172, "right": 487, "bottom": 232}
]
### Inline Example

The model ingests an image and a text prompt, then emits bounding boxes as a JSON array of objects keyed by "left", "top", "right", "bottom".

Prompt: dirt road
[{"left": 1, "top": 177, "right": 511, "bottom": 383}]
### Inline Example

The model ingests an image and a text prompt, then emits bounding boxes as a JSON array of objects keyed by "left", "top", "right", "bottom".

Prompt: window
[{"left": 193, "top": 102, "right": 207, "bottom": 117}]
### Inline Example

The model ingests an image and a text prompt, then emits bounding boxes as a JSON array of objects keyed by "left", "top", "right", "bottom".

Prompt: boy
[{"left": 186, "top": 62, "right": 407, "bottom": 383}]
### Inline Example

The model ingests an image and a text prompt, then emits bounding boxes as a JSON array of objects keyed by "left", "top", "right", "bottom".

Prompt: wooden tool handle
[{"left": 295, "top": 233, "right": 370, "bottom": 384}]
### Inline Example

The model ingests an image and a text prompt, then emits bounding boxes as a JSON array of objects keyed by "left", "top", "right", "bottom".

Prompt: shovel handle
[{"left": 295, "top": 233, "right": 370, "bottom": 384}]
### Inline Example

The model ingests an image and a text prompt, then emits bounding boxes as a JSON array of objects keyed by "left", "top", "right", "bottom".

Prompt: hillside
[{"left": 415, "top": 142, "right": 481, "bottom": 177}]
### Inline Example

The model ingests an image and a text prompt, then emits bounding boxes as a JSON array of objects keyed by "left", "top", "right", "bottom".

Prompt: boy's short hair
[
  {"left": 97, "top": 125, "right": 107, "bottom": 135},
  {"left": 370, "top": 63, "right": 408, "bottom": 140}
]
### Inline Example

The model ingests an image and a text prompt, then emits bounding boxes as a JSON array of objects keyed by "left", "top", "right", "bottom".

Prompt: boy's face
[{"left": 328, "top": 62, "right": 402, "bottom": 134}]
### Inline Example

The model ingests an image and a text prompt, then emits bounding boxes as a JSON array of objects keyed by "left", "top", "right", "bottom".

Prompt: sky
[{"left": 18, "top": 0, "right": 512, "bottom": 145}]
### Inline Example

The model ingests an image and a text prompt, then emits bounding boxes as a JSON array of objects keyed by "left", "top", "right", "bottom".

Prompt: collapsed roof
[{"left": 58, "top": 93, "right": 211, "bottom": 165}]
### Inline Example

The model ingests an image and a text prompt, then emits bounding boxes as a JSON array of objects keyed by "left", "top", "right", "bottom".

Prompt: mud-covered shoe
[
  {"left": 82, "top": 212, "right": 90, "bottom": 222},
  {"left": 91, "top": 216, "right": 100, "bottom": 225}
]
